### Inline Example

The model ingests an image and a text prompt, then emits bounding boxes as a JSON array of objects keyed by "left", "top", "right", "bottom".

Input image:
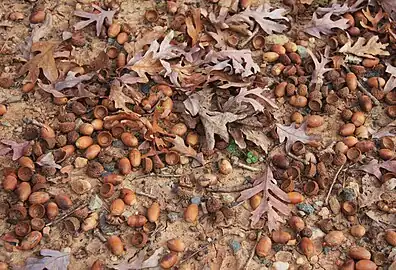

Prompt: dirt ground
[{"left": 0, "top": 0, "right": 395, "bottom": 269}]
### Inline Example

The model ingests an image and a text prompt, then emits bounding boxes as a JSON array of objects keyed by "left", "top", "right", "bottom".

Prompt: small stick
[
  {"left": 132, "top": 173, "right": 181, "bottom": 180},
  {"left": 238, "top": 25, "right": 260, "bottom": 49},
  {"left": 93, "top": 229, "right": 107, "bottom": 242},
  {"left": 243, "top": 231, "right": 262, "bottom": 270},
  {"left": 23, "top": 118, "right": 46, "bottom": 128},
  {"left": 135, "top": 191, "right": 157, "bottom": 200},
  {"left": 325, "top": 164, "right": 344, "bottom": 205},
  {"left": 46, "top": 201, "right": 88, "bottom": 226},
  {"left": 344, "top": 66, "right": 380, "bottom": 106},
  {"left": 231, "top": 157, "right": 261, "bottom": 172},
  {"left": 0, "top": 96, "right": 23, "bottom": 104},
  {"left": 207, "top": 183, "right": 253, "bottom": 193},
  {"left": 287, "top": 152, "right": 309, "bottom": 165}
]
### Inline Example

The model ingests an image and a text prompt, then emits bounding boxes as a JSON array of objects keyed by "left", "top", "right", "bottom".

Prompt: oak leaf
[
  {"left": 357, "top": 159, "right": 396, "bottom": 179},
  {"left": 55, "top": 71, "right": 95, "bottom": 90},
  {"left": 18, "top": 41, "right": 59, "bottom": 83},
  {"left": 24, "top": 249, "right": 70, "bottom": 270},
  {"left": 241, "top": 127, "right": 271, "bottom": 153},
  {"left": 74, "top": 4, "right": 116, "bottom": 36},
  {"left": 276, "top": 122, "right": 319, "bottom": 152},
  {"left": 109, "top": 80, "right": 136, "bottom": 113},
  {"left": 223, "top": 87, "right": 278, "bottom": 112},
  {"left": 371, "top": 120, "right": 396, "bottom": 138},
  {"left": 379, "top": 0, "right": 396, "bottom": 21},
  {"left": 199, "top": 108, "right": 246, "bottom": 150},
  {"left": 0, "top": 140, "right": 30, "bottom": 161},
  {"left": 164, "top": 136, "right": 204, "bottom": 165},
  {"left": 339, "top": 36, "right": 389, "bottom": 59},
  {"left": 36, "top": 152, "right": 62, "bottom": 169},
  {"left": 316, "top": 0, "right": 365, "bottom": 16},
  {"left": 307, "top": 46, "right": 331, "bottom": 88},
  {"left": 238, "top": 165, "right": 291, "bottom": 231},
  {"left": 304, "top": 12, "right": 349, "bottom": 38},
  {"left": 226, "top": 4, "right": 289, "bottom": 34},
  {"left": 361, "top": 8, "right": 384, "bottom": 31},
  {"left": 110, "top": 248, "right": 163, "bottom": 270},
  {"left": 185, "top": 8, "right": 202, "bottom": 46},
  {"left": 384, "top": 63, "right": 396, "bottom": 93},
  {"left": 359, "top": 174, "right": 396, "bottom": 208}
]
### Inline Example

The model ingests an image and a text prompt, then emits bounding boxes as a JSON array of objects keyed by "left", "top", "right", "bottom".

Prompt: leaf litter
[{"left": 23, "top": 249, "right": 70, "bottom": 270}]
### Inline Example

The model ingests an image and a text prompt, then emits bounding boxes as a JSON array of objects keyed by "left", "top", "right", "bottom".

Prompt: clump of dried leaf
[
  {"left": 185, "top": 8, "right": 202, "bottom": 46},
  {"left": 306, "top": 46, "right": 331, "bottom": 89},
  {"left": 359, "top": 174, "right": 396, "bottom": 208},
  {"left": 74, "top": 4, "right": 116, "bottom": 36},
  {"left": 357, "top": 159, "right": 396, "bottom": 179},
  {"left": 24, "top": 249, "right": 70, "bottom": 270},
  {"left": 110, "top": 248, "right": 163, "bottom": 270},
  {"left": 0, "top": 140, "right": 30, "bottom": 161},
  {"left": 238, "top": 166, "right": 291, "bottom": 231},
  {"left": 339, "top": 36, "right": 389, "bottom": 59},
  {"left": 223, "top": 87, "right": 278, "bottom": 113},
  {"left": 316, "top": 0, "right": 365, "bottom": 16},
  {"left": 379, "top": 0, "right": 396, "bottom": 21},
  {"left": 304, "top": 12, "right": 350, "bottom": 38},
  {"left": 276, "top": 122, "right": 319, "bottom": 152}
]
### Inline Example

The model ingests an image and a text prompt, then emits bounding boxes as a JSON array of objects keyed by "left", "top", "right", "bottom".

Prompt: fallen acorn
[
  {"left": 355, "top": 260, "right": 377, "bottom": 270},
  {"left": 127, "top": 214, "right": 147, "bottom": 227},
  {"left": 250, "top": 194, "right": 262, "bottom": 210},
  {"left": 288, "top": 192, "right": 304, "bottom": 204},
  {"left": 85, "top": 144, "right": 101, "bottom": 160},
  {"left": 171, "top": 123, "right": 187, "bottom": 137},
  {"left": 46, "top": 202, "right": 59, "bottom": 220},
  {"left": 75, "top": 136, "right": 94, "bottom": 150},
  {"left": 16, "top": 182, "right": 32, "bottom": 202},
  {"left": 184, "top": 203, "right": 198, "bottom": 223},
  {"left": 272, "top": 230, "right": 292, "bottom": 244},
  {"left": 289, "top": 216, "right": 305, "bottom": 232},
  {"left": 348, "top": 246, "right": 371, "bottom": 260},
  {"left": 103, "top": 173, "right": 123, "bottom": 185},
  {"left": 160, "top": 252, "right": 178, "bottom": 269},
  {"left": 82, "top": 212, "right": 99, "bottom": 231},
  {"left": 167, "top": 238, "right": 185, "bottom": 252},
  {"left": 30, "top": 218, "right": 45, "bottom": 231},
  {"left": 19, "top": 231, "right": 42, "bottom": 250},
  {"left": 324, "top": 231, "right": 345, "bottom": 247},
  {"left": 118, "top": 157, "right": 132, "bottom": 175},
  {"left": 300, "top": 237, "right": 314, "bottom": 257},
  {"left": 3, "top": 174, "right": 18, "bottom": 191},
  {"left": 100, "top": 183, "right": 115, "bottom": 198},
  {"left": 129, "top": 149, "right": 141, "bottom": 168},
  {"left": 108, "top": 235, "right": 124, "bottom": 256},
  {"left": 147, "top": 202, "right": 160, "bottom": 222},
  {"left": 303, "top": 181, "right": 319, "bottom": 196},
  {"left": 9, "top": 204, "right": 27, "bottom": 221},
  {"left": 17, "top": 166, "right": 33, "bottom": 182},
  {"left": 97, "top": 131, "right": 113, "bottom": 147},
  {"left": 340, "top": 259, "right": 355, "bottom": 270},
  {"left": 55, "top": 194, "right": 72, "bottom": 210},
  {"left": 256, "top": 236, "right": 271, "bottom": 257},
  {"left": 29, "top": 192, "right": 50, "bottom": 205},
  {"left": 91, "top": 260, "right": 105, "bottom": 270},
  {"left": 110, "top": 199, "right": 125, "bottom": 216},
  {"left": 350, "top": 224, "right": 366, "bottom": 238},
  {"left": 64, "top": 217, "right": 80, "bottom": 232},
  {"left": 70, "top": 179, "right": 92, "bottom": 195},
  {"left": 218, "top": 159, "right": 232, "bottom": 175},
  {"left": 15, "top": 221, "right": 31, "bottom": 237},
  {"left": 29, "top": 203, "right": 45, "bottom": 219},
  {"left": 385, "top": 230, "right": 396, "bottom": 246}
]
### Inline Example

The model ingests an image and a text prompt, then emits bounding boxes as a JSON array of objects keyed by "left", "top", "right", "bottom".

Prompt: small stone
[
  {"left": 272, "top": 261, "right": 289, "bottom": 270},
  {"left": 286, "top": 239, "right": 296, "bottom": 246},
  {"left": 110, "top": 256, "right": 118, "bottom": 261},
  {"left": 43, "top": 226, "right": 50, "bottom": 237},
  {"left": 340, "top": 188, "right": 356, "bottom": 201},
  {"left": 318, "top": 207, "right": 330, "bottom": 218},
  {"left": 311, "top": 227, "right": 326, "bottom": 240},
  {"left": 328, "top": 196, "right": 341, "bottom": 214},
  {"left": 298, "top": 211, "right": 306, "bottom": 217},
  {"left": 296, "top": 257, "right": 306, "bottom": 265},
  {"left": 167, "top": 212, "right": 179, "bottom": 223},
  {"left": 297, "top": 46, "right": 309, "bottom": 58},
  {"left": 191, "top": 196, "right": 201, "bottom": 204},
  {"left": 103, "top": 163, "right": 116, "bottom": 172},
  {"left": 297, "top": 203, "right": 315, "bottom": 215},
  {"left": 275, "top": 251, "right": 292, "bottom": 262},
  {"left": 75, "top": 157, "right": 88, "bottom": 168},
  {"left": 229, "top": 239, "right": 241, "bottom": 254},
  {"left": 221, "top": 194, "right": 234, "bottom": 204},
  {"left": 15, "top": 127, "right": 23, "bottom": 133},
  {"left": 315, "top": 201, "right": 324, "bottom": 207},
  {"left": 265, "top": 34, "right": 289, "bottom": 45}
]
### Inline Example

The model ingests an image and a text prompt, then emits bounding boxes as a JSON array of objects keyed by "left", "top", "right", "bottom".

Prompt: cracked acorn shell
[
  {"left": 15, "top": 221, "right": 31, "bottom": 237},
  {"left": 147, "top": 202, "right": 160, "bottom": 222},
  {"left": 71, "top": 179, "right": 92, "bottom": 195},
  {"left": 17, "top": 167, "right": 33, "bottom": 181},
  {"left": 171, "top": 123, "right": 187, "bottom": 137},
  {"left": 130, "top": 231, "right": 148, "bottom": 248},
  {"left": 256, "top": 236, "right": 271, "bottom": 257},
  {"left": 29, "top": 203, "right": 45, "bottom": 219},
  {"left": 97, "top": 131, "right": 113, "bottom": 147},
  {"left": 30, "top": 218, "right": 45, "bottom": 231},
  {"left": 82, "top": 212, "right": 99, "bottom": 231},
  {"left": 9, "top": 204, "right": 27, "bottom": 221},
  {"left": 108, "top": 235, "right": 124, "bottom": 256},
  {"left": 100, "top": 183, "right": 115, "bottom": 198},
  {"left": 103, "top": 173, "right": 123, "bottom": 185}
]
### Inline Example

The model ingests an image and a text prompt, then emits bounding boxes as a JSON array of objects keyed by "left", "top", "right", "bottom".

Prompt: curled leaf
[
  {"left": 74, "top": 4, "right": 116, "bottom": 36},
  {"left": 185, "top": 8, "right": 202, "bottom": 46},
  {"left": 304, "top": 12, "right": 349, "bottom": 38},
  {"left": 55, "top": 72, "right": 95, "bottom": 91},
  {"left": 276, "top": 122, "right": 319, "bottom": 152},
  {"left": 316, "top": 0, "right": 365, "bottom": 16},
  {"left": 36, "top": 152, "right": 62, "bottom": 169}
]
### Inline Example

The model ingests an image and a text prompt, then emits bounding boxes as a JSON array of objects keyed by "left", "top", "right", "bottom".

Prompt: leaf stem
[
  {"left": 325, "top": 164, "right": 344, "bottom": 205},
  {"left": 243, "top": 231, "right": 262, "bottom": 270}
]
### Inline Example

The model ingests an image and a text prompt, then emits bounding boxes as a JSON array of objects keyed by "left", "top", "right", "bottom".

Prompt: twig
[
  {"left": 325, "top": 164, "right": 344, "bottom": 205},
  {"left": 179, "top": 236, "right": 225, "bottom": 264},
  {"left": 0, "top": 96, "right": 23, "bottom": 104},
  {"left": 237, "top": 25, "right": 259, "bottom": 49},
  {"left": 23, "top": 118, "right": 46, "bottom": 128},
  {"left": 135, "top": 191, "right": 157, "bottom": 200},
  {"left": 132, "top": 173, "right": 181, "bottom": 180},
  {"left": 93, "top": 229, "right": 107, "bottom": 242},
  {"left": 287, "top": 152, "right": 309, "bottom": 165},
  {"left": 46, "top": 201, "right": 88, "bottom": 226},
  {"left": 344, "top": 66, "right": 380, "bottom": 106},
  {"left": 243, "top": 231, "right": 262, "bottom": 270},
  {"left": 207, "top": 183, "right": 253, "bottom": 193},
  {"left": 231, "top": 157, "right": 261, "bottom": 172}
]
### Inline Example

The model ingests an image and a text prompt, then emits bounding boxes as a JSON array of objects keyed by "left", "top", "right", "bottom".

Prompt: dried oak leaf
[
  {"left": 339, "top": 36, "right": 389, "bottom": 59},
  {"left": 379, "top": 0, "right": 396, "bottom": 21},
  {"left": 204, "top": 49, "right": 259, "bottom": 78},
  {"left": 36, "top": 152, "right": 62, "bottom": 169},
  {"left": 24, "top": 249, "right": 70, "bottom": 270},
  {"left": 241, "top": 127, "right": 271, "bottom": 153},
  {"left": 357, "top": 159, "right": 396, "bottom": 179},
  {"left": 371, "top": 120, "right": 396, "bottom": 138},
  {"left": 164, "top": 136, "right": 204, "bottom": 164},
  {"left": 316, "top": 0, "right": 365, "bottom": 16},
  {"left": 384, "top": 63, "right": 396, "bottom": 93},
  {"left": 225, "top": 4, "right": 289, "bottom": 34},
  {"left": 276, "top": 122, "right": 318, "bottom": 152},
  {"left": 223, "top": 87, "right": 278, "bottom": 112},
  {"left": 110, "top": 248, "right": 163, "bottom": 270},
  {"left": 0, "top": 140, "right": 30, "bottom": 161},
  {"left": 304, "top": 12, "right": 349, "bottom": 38},
  {"left": 74, "top": 4, "right": 116, "bottom": 36},
  {"left": 359, "top": 174, "right": 396, "bottom": 208},
  {"left": 361, "top": 8, "right": 384, "bottom": 31},
  {"left": 199, "top": 108, "right": 246, "bottom": 150},
  {"left": 238, "top": 165, "right": 291, "bottom": 231},
  {"left": 307, "top": 46, "right": 331, "bottom": 88},
  {"left": 18, "top": 41, "right": 59, "bottom": 83},
  {"left": 55, "top": 71, "right": 95, "bottom": 91},
  {"left": 186, "top": 8, "right": 202, "bottom": 46},
  {"left": 109, "top": 80, "right": 137, "bottom": 113}
]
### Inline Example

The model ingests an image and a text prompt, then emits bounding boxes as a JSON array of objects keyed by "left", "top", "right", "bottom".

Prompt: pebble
[
  {"left": 318, "top": 207, "right": 330, "bottom": 218},
  {"left": 43, "top": 226, "right": 50, "bottom": 237},
  {"left": 264, "top": 34, "right": 289, "bottom": 45},
  {"left": 15, "top": 127, "right": 22, "bottom": 133},
  {"left": 103, "top": 162, "right": 116, "bottom": 172},
  {"left": 340, "top": 188, "right": 356, "bottom": 201},
  {"left": 221, "top": 194, "right": 234, "bottom": 204},
  {"left": 191, "top": 196, "right": 201, "bottom": 204},
  {"left": 298, "top": 211, "right": 306, "bottom": 217},
  {"left": 167, "top": 212, "right": 180, "bottom": 223},
  {"left": 75, "top": 157, "right": 88, "bottom": 168},
  {"left": 296, "top": 256, "right": 307, "bottom": 265},
  {"left": 180, "top": 156, "right": 189, "bottom": 165},
  {"left": 328, "top": 196, "right": 340, "bottom": 214},
  {"left": 314, "top": 201, "right": 323, "bottom": 207},
  {"left": 229, "top": 239, "right": 241, "bottom": 254},
  {"left": 297, "top": 45, "right": 309, "bottom": 58},
  {"left": 272, "top": 261, "right": 289, "bottom": 270},
  {"left": 311, "top": 227, "right": 325, "bottom": 240},
  {"left": 297, "top": 203, "right": 315, "bottom": 215},
  {"left": 275, "top": 251, "right": 292, "bottom": 262}
]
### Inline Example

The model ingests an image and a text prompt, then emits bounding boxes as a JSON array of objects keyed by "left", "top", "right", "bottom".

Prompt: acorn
[
  {"left": 3, "top": 175, "right": 18, "bottom": 191},
  {"left": 351, "top": 111, "right": 365, "bottom": 127},
  {"left": 19, "top": 231, "right": 42, "bottom": 250},
  {"left": 281, "top": 179, "right": 295, "bottom": 192},
  {"left": 121, "top": 132, "right": 138, "bottom": 147},
  {"left": 0, "top": 262, "right": 8, "bottom": 270},
  {"left": 250, "top": 194, "right": 262, "bottom": 210},
  {"left": 272, "top": 230, "right": 291, "bottom": 244},
  {"left": 303, "top": 181, "right": 319, "bottom": 196},
  {"left": 59, "top": 122, "right": 76, "bottom": 133},
  {"left": 55, "top": 194, "right": 72, "bottom": 210},
  {"left": 349, "top": 246, "right": 371, "bottom": 260},
  {"left": 256, "top": 236, "right": 271, "bottom": 257},
  {"left": 386, "top": 105, "right": 396, "bottom": 118},
  {"left": 53, "top": 97, "right": 68, "bottom": 105},
  {"left": 121, "top": 189, "right": 136, "bottom": 205},
  {"left": 379, "top": 148, "right": 395, "bottom": 160},
  {"left": 167, "top": 238, "right": 185, "bottom": 252},
  {"left": 359, "top": 95, "right": 373, "bottom": 112},
  {"left": 263, "top": 52, "right": 280, "bottom": 63},
  {"left": 160, "top": 252, "right": 178, "bottom": 269},
  {"left": 339, "top": 123, "right": 356, "bottom": 136},
  {"left": 67, "top": 131, "right": 79, "bottom": 144},
  {"left": 308, "top": 99, "right": 322, "bottom": 112},
  {"left": 111, "top": 123, "right": 125, "bottom": 138},
  {"left": 118, "top": 157, "right": 132, "bottom": 175},
  {"left": 91, "top": 260, "right": 105, "bottom": 270},
  {"left": 271, "top": 44, "right": 286, "bottom": 55},
  {"left": 218, "top": 159, "right": 232, "bottom": 175},
  {"left": 385, "top": 230, "right": 396, "bottom": 246},
  {"left": 110, "top": 199, "right": 125, "bottom": 216},
  {"left": 28, "top": 192, "right": 50, "bottom": 205},
  {"left": 75, "top": 136, "right": 94, "bottom": 149},
  {"left": 85, "top": 144, "right": 101, "bottom": 160},
  {"left": 15, "top": 221, "right": 31, "bottom": 237},
  {"left": 300, "top": 237, "right": 315, "bottom": 257},
  {"left": 171, "top": 123, "right": 187, "bottom": 137},
  {"left": 355, "top": 126, "right": 369, "bottom": 139},
  {"left": 343, "top": 13, "right": 355, "bottom": 26},
  {"left": 27, "top": 204, "right": 45, "bottom": 219},
  {"left": 70, "top": 179, "right": 92, "bottom": 195},
  {"left": 380, "top": 137, "right": 395, "bottom": 150},
  {"left": 46, "top": 202, "right": 59, "bottom": 220},
  {"left": 147, "top": 202, "right": 160, "bottom": 223},
  {"left": 272, "top": 154, "right": 289, "bottom": 169},
  {"left": 82, "top": 212, "right": 99, "bottom": 231},
  {"left": 129, "top": 149, "right": 141, "bottom": 168},
  {"left": 30, "top": 10, "right": 45, "bottom": 24},
  {"left": 291, "top": 111, "right": 304, "bottom": 124},
  {"left": 186, "top": 132, "right": 199, "bottom": 147},
  {"left": 306, "top": 115, "right": 323, "bottom": 128},
  {"left": 324, "top": 231, "right": 345, "bottom": 246},
  {"left": 116, "top": 32, "right": 129, "bottom": 45},
  {"left": 288, "top": 192, "right": 304, "bottom": 204},
  {"left": 289, "top": 216, "right": 305, "bottom": 232},
  {"left": 9, "top": 204, "right": 27, "bottom": 221},
  {"left": 355, "top": 260, "right": 377, "bottom": 270},
  {"left": 108, "top": 23, "right": 121, "bottom": 38},
  {"left": 100, "top": 183, "right": 115, "bottom": 198},
  {"left": 363, "top": 58, "right": 379, "bottom": 68},
  {"left": 289, "top": 95, "right": 308, "bottom": 107},
  {"left": 31, "top": 218, "right": 45, "bottom": 231},
  {"left": 0, "top": 104, "right": 6, "bottom": 116},
  {"left": 108, "top": 235, "right": 124, "bottom": 255},
  {"left": 93, "top": 105, "right": 108, "bottom": 119},
  {"left": 97, "top": 131, "right": 113, "bottom": 147},
  {"left": 91, "top": 119, "right": 104, "bottom": 130},
  {"left": 145, "top": 9, "right": 159, "bottom": 22},
  {"left": 165, "top": 151, "right": 180, "bottom": 166},
  {"left": 104, "top": 173, "right": 123, "bottom": 185},
  {"left": 343, "top": 136, "right": 358, "bottom": 147},
  {"left": 367, "top": 77, "right": 386, "bottom": 88},
  {"left": 16, "top": 182, "right": 32, "bottom": 202},
  {"left": 127, "top": 214, "right": 147, "bottom": 227},
  {"left": 346, "top": 147, "right": 361, "bottom": 162},
  {"left": 184, "top": 204, "right": 198, "bottom": 223}
]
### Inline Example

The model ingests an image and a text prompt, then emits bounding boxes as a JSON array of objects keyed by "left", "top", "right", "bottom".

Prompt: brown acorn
[
  {"left": 29, "top": 203, "right": 45, "bottom": 219},
  {"left": 300, "top": 237, "right": 314, "bottom": 257},
  {"left": 3, "top": 175, "right": 18, "bottom": 191},
  {"left": 171, "top": 123, "right": 187, "bottom": 137},
  {"left": 97, "top": 131, "right": 113, "bottom": 147},
  {"left": 29, "top": 192, "right": 50, "bottom": 205},
  {"left": 16, "top": 182, "right": 31, "bottom": 202},
  {"left": 289, "top": 216, "right": 305, "bottom": 232},
  {"left": 339, "top": 123, "right": 356, "bottom": 136},
  {"left": 350, "top": 225, "right": 366, "bottom": 238},
  {"left": 118, "top": 157, "right": 132, "bottom": 175},
  {"left": 147, "top": 202, "right": 160, "bottom": 222},
  {"left": 110, "top": 199, "right": 125, "bottom": 216},
  {"left": 218, "top": 159, "right": 232, "bottom": 175},
  {"left": 343, "top": 136, "right": 358, "bottom": 147},
  {"left": 167, "top": 238, "right": 185, "bottom": 252},
  {"left": 0, "top": 104, "right": 7, "bottom": 116},
  {"left": 351, "top": 111, "right": 365, "bottom": 127},
  {"left": 103, "top": 173, "right": 123, "bottom": 185},
  {"left": 341, "top": 201, "right": 357, "bottom": 216},
  {"left": 349, "top": 246, "right": 371, "bottom": 260},
  {"left": 367, "top": 77, "right": 385, "bottom": 88},
  {"left": 46, "top": 202, "right": 59, "bottom": 220},
  {"left": 290, "top": 111, "right": 304, "bottom": 124},
  {"left": 272, "top": 230, "right": 292, "bottom": 244},
  {"left": 9, "top": 204, "right": 27, "bottom": 221},
  {"left": 15, "top": 221, "right": 31, "bottom": 237},
  {"left": 355, "top": 260, "right": 377, "bottom": 270},
  {"left": 160, "top": 252, "right": 178, "bottom": 269},
  {"left": 386, "top": 105, "right": 396, "bottom": 118},
  {"left": 324, "top": 231, "right": 345, "bottom": 246},
  {"left": 121, "top": 189, "right": 136, "bottom": 205},
  {"left": 17, "top": 166, "right": 33, "bottom": 182},
  {"left": 359, "top": 95, "right": 373, "bottom": 112},
  {"left": 385, "top": 230, "right": 396, "bottom": 246},
  {"left": 379, "top": 148, "right": 395, "bottom": 160},
  {"left": 165, "top": 151, "right": 180, "bottom": 166},
  {"left": 355, "top": 140, "right": 374, "bottom": 153},
  {"left": 184, "top": 203, "right": 198, "bottom": 223},
  {"left": 143, "top": 157, "right": 153, "bottom": 174},
  {"left": 121, "top": 132, "right": 138, "bottom": 147},
  {"left": 129, "top": 149, "right": 141, "bottom": 168},
  {"left": 108, "top": 235, "right": 124, "bottom": 256},
  {"left": 30, "top": 10, "right": 45, "bottom": 24},
  {"left": 19, "top": 231, "right": 42, "bottom": 250},
  {"left": 256, "top": 236, "right": 272, "bottom": 257},
  {"left": 116, "top": 32, "right": 129, "bottom": 44},
  {"left": 263, "top": 52, "right": 280, "bottom": 63},
  {"left": 272, "top": 154, "right": 289, "bottom": 169},
  {"left": 111, "top": 123, "right": 125, "bottom": 138},
  {"left": 346, "top": 147, "right": 361, "bottom": 162},
  {"left": 288, "top": 192, "right": 304, "bottom": 204},
  {"left": 91, "top": 260, "right": 105, "bottom": 270},
  {"left": 93, "top": 105, "right": 108, "bottom": 119},
  {"left": 91, "top": 119, "right": 104, "bottom": 130},
  {"left": 100, "top": 183, "right": 115, "bottom": 198},
  {"left": 250, "top": 194, "right": 262, "bottom": 210},
  {"left": 274, "top": 82, "right": 287, "bottom": 97},
  {"left": 59, "top": 122, "right": 76, "bottom": 133},
  {"left": 75, "top": 136, "right": 94, "bottom": 150},
  {"left": 30, "top": 218, "right": 45, "bottom": 231},
  {"left": 85, "top": 144, "right": 101, "bottom": 160},
  {"left": 127, "top": 214, "right": 147, "bottom": 227},
  {"left": 145, "top": 9, "right": 159, "bottom": 22},
  {"left": 380, "top": 137, "right": 395, "bottom": 150},
  {"left": 55, "top": 194, "right": 72, "bottom": 210}
]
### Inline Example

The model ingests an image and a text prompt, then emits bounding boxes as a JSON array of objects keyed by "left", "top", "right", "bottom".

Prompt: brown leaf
[
  {"left": 18, "top": 41, "right": 59, "bottom": 83},
  {"left": 74, "top": 4, "right": 116, "bottom": 36},
  {"left": 241, "top": 127, "right": 271, "bottom": 153},
  {"left": 371, "top": 120, "right": 396, "bottom": 138},
  {"left": 164, "top": 135, "right": 197, "bottom": 158},
  {"left": 304, "top": 12, "right": 349, "bottom": 38},
  {"left": 223, "top": 87, "right": 278, "bottom": 112},
  {"left": 361, "top": 8, "right": 384, "bottom": 31},
  {"left": 0, "top": 140, "right": 30, "bottom": 161},
  {"left": 359, "top": 174, "right": 396, "bottom": 208},
  {"left": 316, "top": 0, "right": 365, "bottom": 16},
  {"left": 185, "top": 8, "right": 202, "bottom": 46},
  {"left": 109, "top": 80, "right": 136, "bottom": 112},
  {"left": 339, "top": 36, "right": 389, "bottom": 59},
  {"left": 307, "top": 47, "right": 331, "bottom": 88},
  {"left": 379, "top": 0, "right": 396, "bottom": 21},
  {"left": 133, "top": 27, "right": 166, "bottom": 54},
  {"left": 276, "top": 122, "right": 319, "bottom": 152},
  {"left": 55, "top": 71, "right": 95, "bottom": 90},
  {"left": 384, "top": 63, "right": 396, "bottom": 93},
  {"left": 238, "top": 165, "right": 290, "bottom": 231},
  {"left": 37, "top": 80, "right": 65, "bottom": 98},
  {"left": 357, "top": 159, "right": 396, "bottom": 179}
]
